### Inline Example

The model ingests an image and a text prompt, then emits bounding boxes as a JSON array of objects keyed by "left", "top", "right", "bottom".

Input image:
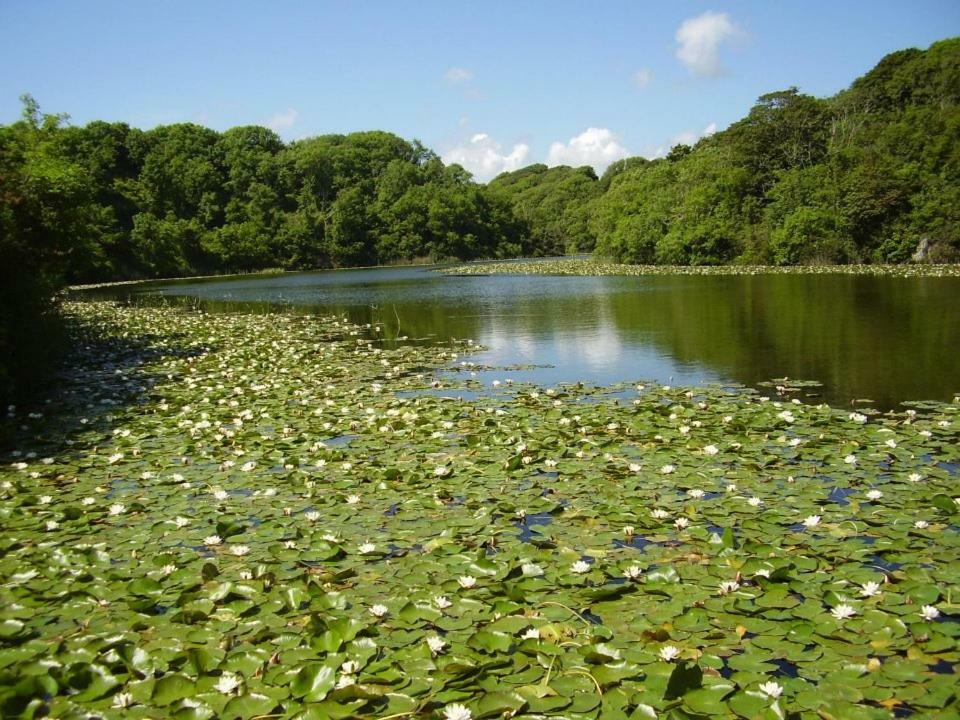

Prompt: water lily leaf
[
  {"left": 152, "top": 673, "right": 197, "bottom": 706},
  {"left": 467, "top": 629, "right": 512, "bottom": 653},
  {"left": 665, "top": 661, "right": 703, "bottom": 700},
  {"left": 291, "top": 663, "right": 336, "bottom": 702},
  {"left": 69, "top": 663, "right": 119, "bottom": 701},
  {"left": 475, "top": 691, "right": 527, "bottom": 717},
  {"left": 221, "top": 692, "right": 279, "bottom": 719}
]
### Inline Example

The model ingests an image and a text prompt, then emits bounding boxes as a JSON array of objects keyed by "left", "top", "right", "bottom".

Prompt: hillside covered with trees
[
  {"left": 491, "top": 37, "right": 959, "bottom": 265},
  {"left": 0, "top": 38, "right": 957, "bottom": 405}
]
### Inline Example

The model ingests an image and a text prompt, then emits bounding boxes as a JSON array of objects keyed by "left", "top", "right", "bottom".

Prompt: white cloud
[
  {"left": 675, "top": 11, "right": 740, "bottom": 77},
  {"left": 265, "top": 108, "right": 298, "bottom": 132},
  {"left": 442, "top": 133, "right": 530, "bottom": 181},
  {"left": 632, "top": 68, "right": 653, "bottom": 89},
  {"left": 644, "top": 121, "right": 718, "bottom": 158},
  {"left": 670, "top": 121, "right": 717, "bottom": 148},
  {"left": 444, "top": 67, "right": 473, "bottom": 83},
  {"left": 546, "top": 128, "right": 631, "bottom": 173}
]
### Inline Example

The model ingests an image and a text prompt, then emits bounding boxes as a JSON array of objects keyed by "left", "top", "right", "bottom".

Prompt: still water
[{"left": 91, "top": 264, "right": 960, "bottom": 409}]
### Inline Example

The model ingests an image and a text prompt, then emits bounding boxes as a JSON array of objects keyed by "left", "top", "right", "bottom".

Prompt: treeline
[
  {"left": 0, "top": 105, "right": 527, "bottom": 406},
  {"left": 491, "top": 37, "right": 960, "bottom": 265}
]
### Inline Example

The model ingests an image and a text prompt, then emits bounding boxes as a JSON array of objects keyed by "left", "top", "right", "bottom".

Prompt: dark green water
[{"left": 86, "top": 265, "right": 960, "bottom": 409}]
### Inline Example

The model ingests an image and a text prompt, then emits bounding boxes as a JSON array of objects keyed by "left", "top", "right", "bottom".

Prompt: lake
[{"left": 86, "top": 264, "right": 960, "bottom": 409}]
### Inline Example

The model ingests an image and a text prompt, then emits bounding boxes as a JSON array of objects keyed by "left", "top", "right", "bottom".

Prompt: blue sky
[{"left": 1, "top": 1, "right": 958, "bottom": 180}]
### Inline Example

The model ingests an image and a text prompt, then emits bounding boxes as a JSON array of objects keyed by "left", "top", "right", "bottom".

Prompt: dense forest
[
  {"left": 492, "top": 37, "right": 959, "bottom": 265},
  {"left": 0, "top": 38, "right": 957, "bottom": 405}
]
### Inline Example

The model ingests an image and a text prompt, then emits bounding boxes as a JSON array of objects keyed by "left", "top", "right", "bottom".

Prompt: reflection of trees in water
[
  {"left": 601, "top": 275, "right": 959, "bottom": 407},
  {"left": 109, "top": 274, "right": 960, "bottom": 408}
]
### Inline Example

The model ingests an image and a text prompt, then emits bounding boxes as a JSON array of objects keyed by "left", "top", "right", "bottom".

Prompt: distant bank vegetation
[{"left": 0, "top": 38, "right": 957, "bottom": 404}]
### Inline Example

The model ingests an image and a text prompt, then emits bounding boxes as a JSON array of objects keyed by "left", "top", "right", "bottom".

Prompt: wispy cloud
[
  {"left": 547, "top": 127, "right": 630, "bottom": 173},
  {"left": 632, "top": 68, "right": 653, "bottom": 89},
  {"left": 444, "top": 67, "right": 473, "bottom": 83},
  {"left": 675, "top": 11, "right": 742, "bottom": 77},
  {"left": 265, "top": 108, "right": 298, "bottom": 132}
]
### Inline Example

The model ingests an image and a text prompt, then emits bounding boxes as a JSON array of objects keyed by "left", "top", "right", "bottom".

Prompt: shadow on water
[{"left": 1, "top": 308, "right": 207, "bottom": 456}]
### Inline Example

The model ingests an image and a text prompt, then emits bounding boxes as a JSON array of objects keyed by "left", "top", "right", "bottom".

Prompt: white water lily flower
[
  {"left": 802, "top": 515, "right": 821, "bottom": 528},
  {"left": 571, "top": 560, "right": 591, "bottom": 574},
  {"left": 173, "top": 516, "right": 190, "bottom": 527},
  {"left": 748, "top": 496, "right": 763, "bottom": 507},
  {"left": 758, "top": 681, "right": 783, "bottom": 699},
  {"left": 107, "top": 453, "right": 124, "bottom": 465},
  {"left": 624, "top": 565, "right": 643, "bottom": 581},
  {"left": 521, "top": 627, "right": 540, "bottom": 640},
  {"left": 866, "top": 489, "right": 883, "bottom": 501},
  {"left": 108, "top": 503, "right": 126, "bottom": 515},
  {"left": 358, "top": 542, "right": 376, "bottom": 554},
  {"left": 433, "top": 465, "right": 451, "bottom": 477},
  {"left": 213, "top": 489, "right": 229, "bottom": 501},
  {"left": 920, "top": 605, "right": 940, "bottom": 621},
  {"left": 230, "top": 545, "right": 249, "bottom": 556},
  {"left": 651, "top": 509, "right": 670, "bottom": 520},
  {"left": 112, "top": 692, "right": 134, "bottom": 708},
  {"left": 674, "top": 517, "right": 690, "bottom": 530},
  {"left": 914, "top": 520, "right": 929, "bottom": 529},
  {"left": 521, "top": 563, "right": 544, "bottom": 577},
  {"left": 39, "top": 495, "right": 52, "bottom": 504},
  {"left": 623, "top": 525, "right": 635, "bottom": 537},
  {"left": 340, "top": 660, "right": 360, "bottom": 675},
  {"left": 661, "top": 464, "right": 675, "bottom": 474},
  {"left": 435, "top": 595, "right": 452, "bottom": 609},
  {"left": 82, "top": 497, "right": 96, "bottom": 506},
  {"left": 860, "top": 581, "right": 882, "bottom": 597},
  {"left": 346, "top": 494, "right": 361, "bottom": 504},
  {"left": 849, "top": 412, "right": 867, "bottom": 423},
  {"left": 659, "top": 645, "right": 681, "bottom": 662},
  {"left": 204, "top": 535, "right": 223, "bottom": 546},
  {"left": 718, "top": 580, "right": 740, "bottom": 595},
  {"left": 369, "top": 604, "right": 389, "bottom": 618},
  {"left": 426, "top": 635, "right": 446, "bottom": 655},
  {"left": 885, "top": 439, "right": 897, "bottom": 448},
  {"left": 628, "top": 462, "right": 642, "bottom": 473},
  {"left": 239, "top": 569, "right": 253, "bottom": 580},
  {"left": 305, "top": 510, "right": 320, "bottom": 522},
  {"left": 844, "top": 454, "right": 857, "bottom": 465},
  {"left": 688, "top": 488, "right": 705, "bottom": 499},
  {"left": 443, "top": 703, "right": 472, "bottom": 720},
  {"left": 908, "top": 473, "right": 923, "bottom": 483},
  {"left": 45, "top": 520, "right": 59, "bottom": 531},
  {"left": 831, "top": 604, "right": 856, "bottom": 620},
  {"left": 215, "top": 672, "right": 240, "bottom": 694},
  {"left": 703, "top": 444, "right": 719, "bottom": 455},
  {"left": 458, "top": 575, "right": 477, "bottom": 589}
]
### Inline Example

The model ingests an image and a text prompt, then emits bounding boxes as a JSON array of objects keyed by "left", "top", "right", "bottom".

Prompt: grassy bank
[
  {"left": 0, "top": 301, "right": 957, "bottom": 719},
  {"left": 443, "top": 259, "right": 960, "bottom": 278}
]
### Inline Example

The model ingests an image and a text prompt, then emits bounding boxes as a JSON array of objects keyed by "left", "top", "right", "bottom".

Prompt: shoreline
[{"left": 65, "top": 257, "right": 960, "bottom": 292}]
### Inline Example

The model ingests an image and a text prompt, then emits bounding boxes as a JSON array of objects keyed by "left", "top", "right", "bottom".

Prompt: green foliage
[
  {"left": 489, "top": 164, "right": 602, "bottom": 254},
  {"left": 591, "top": 37, "right": 959, "bottom": 266}
]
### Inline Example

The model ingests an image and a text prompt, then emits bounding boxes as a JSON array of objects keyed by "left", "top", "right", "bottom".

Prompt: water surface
[{"left": 85, "top": 264, "right": 960, "bottom": 409}]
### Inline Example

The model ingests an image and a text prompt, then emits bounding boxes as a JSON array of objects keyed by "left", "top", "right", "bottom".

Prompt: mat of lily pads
[
  {"left": 443, "top": 260, "right": 960, "bottom": 278},
  {"left": 1, "top": 301, "right": 957, "bottom": 720}
]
